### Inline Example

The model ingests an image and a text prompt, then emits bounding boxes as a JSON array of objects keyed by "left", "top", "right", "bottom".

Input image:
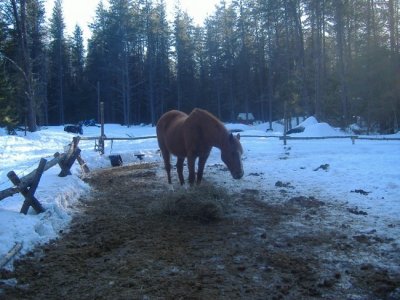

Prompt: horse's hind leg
[
  {"left": 197, "top": 151, "right": 210, "bottom": 184},
  {"left": 176, "top": 157, "right": 185, "bottom": 185},
  {"left": 160, "top": 149, "right": 172, "bottom": 184},
  {"left": 187, "top": 155, "right": 196, "bottom": 185}
]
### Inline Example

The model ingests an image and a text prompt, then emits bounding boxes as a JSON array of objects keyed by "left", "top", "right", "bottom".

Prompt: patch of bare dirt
[{"left": 1, "top": 163, "right": 400, "bottom": 299}]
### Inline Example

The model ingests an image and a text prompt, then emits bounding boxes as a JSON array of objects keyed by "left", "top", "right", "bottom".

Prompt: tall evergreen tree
[
  {"left": 68, "top": 24, "right": 85, "bottom": 121},
  {"left": 48, "top": 0, "right": 68, "bottom": 124},
  {"left": 0, "top": 1, "right": 17, "bottom": 130},
  {"left": 173, "top": 9, "right": 197, "bottom": 111},
  {"left": 8, "top": 0, "right": 43, "bottom": 131},
  {"left": 145, "top": 0, "right": 171, "bottom": 124},
  {"left": 1, "top": 0, "right": 399, "bottom": 131},
  {"left": 86, "top": 0, "right": 109, "bottom": 122},
  {"left": 106, "top": 0, "right": 134, "bottom": 125},
  {"left": 27, "top": 0, "right": 47, "bottom": 126}
]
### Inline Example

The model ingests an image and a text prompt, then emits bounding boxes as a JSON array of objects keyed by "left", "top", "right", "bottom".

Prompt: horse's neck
[{"left": 203, "top": 119, "right": 228, "bottom": 149}]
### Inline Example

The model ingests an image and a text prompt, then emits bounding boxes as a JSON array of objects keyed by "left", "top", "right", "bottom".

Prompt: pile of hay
[{"left": 148, "top": 184, "right": 231, "bottom": 223}]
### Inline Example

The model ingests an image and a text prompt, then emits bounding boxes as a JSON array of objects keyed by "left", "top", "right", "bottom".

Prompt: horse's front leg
[
  {"left": 176, "top": 157, "right": 185, "bottom": 185},
  {"left": 197, "top": 151, "right": 210, "bottom": 184},
  {"left": 187, "top": 155, "right": 196, "bottom": 185}
]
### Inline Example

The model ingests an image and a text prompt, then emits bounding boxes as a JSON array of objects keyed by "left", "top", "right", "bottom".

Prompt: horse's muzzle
[{"left": 232, "top": 171, "right": 244, "bottom": 179}]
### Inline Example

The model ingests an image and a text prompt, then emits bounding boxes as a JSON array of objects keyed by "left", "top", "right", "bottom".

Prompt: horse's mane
[
  {"left": 189, "top": 108, "right": 229, "bottom": 147},
  {"left": 190, "top": 108, "right": 227, "bottom": 131}
]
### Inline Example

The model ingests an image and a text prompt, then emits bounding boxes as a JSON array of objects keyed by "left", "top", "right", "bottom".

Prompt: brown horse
[{"left": 156, "top": 108, "right": 244, "bottom": 185}]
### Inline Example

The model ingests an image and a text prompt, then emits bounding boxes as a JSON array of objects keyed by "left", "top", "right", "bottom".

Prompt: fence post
[
  {"left": 58, "top": 137, "right": 85, "bottom": 177},
  {"left": 99, "top": 101, "right": 105, "bottom": 155},
  {"left": 59, "top": 148, "right": 82, "bottom": 177},
  {"left": 283, "top": 102, "right": 287, "bottom": 146}
]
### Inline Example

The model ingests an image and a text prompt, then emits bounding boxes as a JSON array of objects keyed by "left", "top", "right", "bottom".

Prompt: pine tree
[
  {"left": 48, "top": 0, "right": 68, "bottom": 125},
  {"left": 27, "top": 0, "right": 47, "bottom": 126},
  {"left": 8, "top": 0, "right": 40, "bottom": 131},
  {"left": 0, "top": 1, "right": 17, "bottom": 130},
  {"left": 68, "top": 25, "right": 85, "bottom": 121},
  {"left": 145, "top": 0, "right": 171, "bottom": 124},
  {"left": 86, "top": 0, "right": 109, "bottom": 122},
  {"left": 173, "top": 9, "right": 197, "bottom": 112}
]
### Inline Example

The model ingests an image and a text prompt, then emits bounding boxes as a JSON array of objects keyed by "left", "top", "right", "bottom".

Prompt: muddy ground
[{"left": 1, "top": 163, "right": 400, "bottom": 299}]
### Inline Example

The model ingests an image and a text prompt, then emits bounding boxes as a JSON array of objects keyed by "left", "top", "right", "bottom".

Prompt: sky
[
  {"left": 45, "top": 0, "right": 224, "bottom": 41},
  {"left": 1, "top": 117, "right": 400, "bottom": 270}
]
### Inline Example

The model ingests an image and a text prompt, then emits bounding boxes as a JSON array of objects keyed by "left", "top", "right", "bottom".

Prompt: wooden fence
[
  {"left": 2, "top": 131, "right": 398, "bottom": 214},
  {"left": 80, "top": 135, "right": 157, "bottom": 155},
  {"left": 0, "top": 136, "right": 89, "bottom": 215},
  {"left": 81, "top": 132, "right": 400, "bottom": 156},
  {"left": 240, "top": 134, "right": 400, "bottom": 145}
]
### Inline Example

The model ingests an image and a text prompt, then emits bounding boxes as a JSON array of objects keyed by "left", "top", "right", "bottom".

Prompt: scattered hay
[
  {"left": 147, "top": 184, "right": 231, "bottom": 223},
  {"left": 86, "top": 162, "right": 158, "bottom": 178}
]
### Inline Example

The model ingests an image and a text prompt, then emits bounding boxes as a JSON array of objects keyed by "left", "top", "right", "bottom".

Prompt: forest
[{"left": 0, "top": 0, "right": 399, "bottom": 133}]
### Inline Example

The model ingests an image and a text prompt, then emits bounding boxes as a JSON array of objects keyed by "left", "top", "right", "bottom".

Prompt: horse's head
[{"left": 221, "top": 133, "right": 244, "bottom": 179}]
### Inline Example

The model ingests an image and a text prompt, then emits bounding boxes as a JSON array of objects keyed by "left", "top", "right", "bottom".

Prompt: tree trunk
[
  {"left": 11, "top": 0, "right": 37, "bottom": 132},
  {"left": 335, "top": 0, "right": 349, "bottom": 127}
]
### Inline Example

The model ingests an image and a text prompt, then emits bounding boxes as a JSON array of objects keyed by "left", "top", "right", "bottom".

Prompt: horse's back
[{"left": 156, "top": 110, "right": 188, "bottom": 157}]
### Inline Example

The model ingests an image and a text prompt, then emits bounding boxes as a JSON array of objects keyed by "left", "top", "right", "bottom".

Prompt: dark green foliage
[
  {"left": 0, "top": 74, "right": 18, "bottom": 131},
  {"left": 0, "top": 0, "right": 399, "bottom": 133},
  {"left": 47, "top": 0, "right": 68, "bottom": 125}
]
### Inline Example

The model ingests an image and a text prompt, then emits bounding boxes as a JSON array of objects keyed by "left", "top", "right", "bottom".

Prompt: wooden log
[
  {"left": 7, "top": 160, "right": 45, "bottom": 215},
  {"left": 99, "top": 102, "right": 105, "bottom": 155},
  {"left": 98, "top": 136, "right": 105, "bottom": 155},
  {"left": 101, "top": 136, "right": 157, "bottom": 141},
  {"left": 78, "top": 135, "right": 400, "bottom": 142},
  {"left": 59, "top": 148, "right": 81, "bottom": 177},
  {"left": 1, "top": 153, "right": 64, "bottom": 202},
  {"left": 79, "top": 135, "right": 157, "bottom": 141},
  {"left": 65, "top": 140, "right": 76, "bottom": 159},
  {"left": 20, "top": 158, "right": 46, "bottom": 214},
  {"left": 77, "top": 155, "right": 90, "bottom": 173},
  {"left": 279, "top": 135, "right": 358, "bottom": 140},
  {"left": 0, "top": 242, "right": 23, "bottom": 268},
  {"left": 357, "top": 137, "right": 400, "bottom": 141},
  {"left": 58, "top": 141, "right": 77, "bottom": 177},
  {"left": 72, "top": 136, "right": 81, "bottom": 148},
  {"left": 0, "top": 187, "right": 19, "bottom": 201}
]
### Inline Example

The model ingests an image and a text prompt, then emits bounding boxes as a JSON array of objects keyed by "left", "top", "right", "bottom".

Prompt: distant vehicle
[
  {"left": 64, "top": 124, "right": 83, "bottom": 134},
  {"left": 237, "top": 112, "right": 255, "bottom": 124}
]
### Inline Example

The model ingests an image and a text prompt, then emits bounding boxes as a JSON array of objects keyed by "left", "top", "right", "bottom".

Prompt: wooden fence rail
[
  {"left": 0, "top": 136, "right": 88, "bottom": 214},
  {"left": 239, "top": 134, "right": 400, "bottom": 143},
  {"left": 79, "top": 133, "right": 400, "bottom": 155},
  {"left": 80, "top": 135, "right": 157, "bottom": 154}
]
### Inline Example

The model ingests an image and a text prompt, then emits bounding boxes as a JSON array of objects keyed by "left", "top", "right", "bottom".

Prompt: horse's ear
[
  {"left": 229, "top": 133, "right": 234, "bottom": 141},
  {"left": 236, "top": 133, "right": 240, "bottom": 140}
]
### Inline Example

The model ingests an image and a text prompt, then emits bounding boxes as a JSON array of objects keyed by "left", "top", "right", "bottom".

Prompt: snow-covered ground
[{"left": 0, "top": 118, "right": 399, "bottom": 269}]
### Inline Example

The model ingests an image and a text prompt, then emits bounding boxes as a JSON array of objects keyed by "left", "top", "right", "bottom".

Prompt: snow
[{"left": 0, "top": 117, "right": 399, "bottom": 269}]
